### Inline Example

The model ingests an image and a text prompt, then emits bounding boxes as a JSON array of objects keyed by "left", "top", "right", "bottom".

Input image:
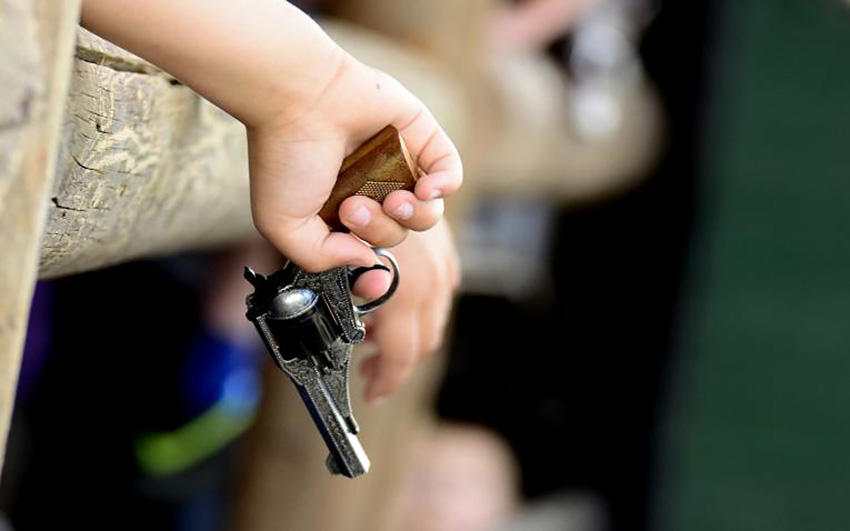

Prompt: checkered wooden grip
[{"left": 319, "top": 125, "right": 418, "bottom": 232}]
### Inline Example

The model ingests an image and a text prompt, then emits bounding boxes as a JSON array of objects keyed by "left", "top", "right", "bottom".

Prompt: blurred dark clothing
[
  {"left": 3, "top": 260, "right": 240, "bottom": 531},
  {"left": 437, "top": 2, "right": 712, "bottom": 531}
]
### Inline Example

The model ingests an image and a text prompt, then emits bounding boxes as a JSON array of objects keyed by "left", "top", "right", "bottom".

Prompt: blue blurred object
[
  {"left": 181, "top": 327, "right": 261, "bottom": 418},
  {"left": 134, "top": 325, "right": 262, "bottom": 477}
]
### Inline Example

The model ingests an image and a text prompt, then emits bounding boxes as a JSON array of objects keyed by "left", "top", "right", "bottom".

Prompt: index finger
[{"left": 393, "top": 106, "right": 463, "bottom": 201}]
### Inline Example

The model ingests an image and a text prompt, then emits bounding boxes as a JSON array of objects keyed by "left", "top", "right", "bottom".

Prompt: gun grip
[{"left": 319, "top": 125, "right": 418, "bottom": 232}]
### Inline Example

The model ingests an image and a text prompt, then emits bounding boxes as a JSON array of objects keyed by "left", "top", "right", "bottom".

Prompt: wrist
[
  {"left": 241, "top": 7, "right": 354, "bottom": 128},
  {"left": 251, "top": 40, "right": 352, "bottom": 130},
  {"left": 251, "top": 49, "right": 378, "bottom": 149}
]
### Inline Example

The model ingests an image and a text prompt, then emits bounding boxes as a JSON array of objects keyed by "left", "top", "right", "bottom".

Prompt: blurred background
[{"left": 3, "top": 0, "right": 850, "bottom": 530}]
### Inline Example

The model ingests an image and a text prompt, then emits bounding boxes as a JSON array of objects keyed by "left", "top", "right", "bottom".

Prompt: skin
[
  {"left": 80, "top": 0, "right": 462, "bottom": 403},
  {"left": 360, "top": 220, "right": 459, "bottom": 403}
]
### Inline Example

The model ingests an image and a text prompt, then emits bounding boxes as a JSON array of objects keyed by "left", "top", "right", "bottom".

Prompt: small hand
[
  {"left": 249, "top": 54, "right": 462, "bottom": 273},
  {"left": 349, "top": 220, "right": 460, "bottom": 405}
]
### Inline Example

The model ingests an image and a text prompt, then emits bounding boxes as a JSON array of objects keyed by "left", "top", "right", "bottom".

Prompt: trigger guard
[{"left": 353, "top": 248, "right": 400, "bottom": 315}]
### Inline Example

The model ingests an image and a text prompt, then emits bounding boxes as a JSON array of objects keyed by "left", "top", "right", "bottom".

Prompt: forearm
[{"left": 80, "top": 0, "right": 346, "bottom": 127}]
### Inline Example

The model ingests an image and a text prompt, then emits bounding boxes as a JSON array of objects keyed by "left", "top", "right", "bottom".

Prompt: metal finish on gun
[{"left": 243, "top": 249, "right": 399, "bottom": 478}]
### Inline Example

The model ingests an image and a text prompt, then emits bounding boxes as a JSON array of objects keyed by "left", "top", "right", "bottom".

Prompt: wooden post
[{"left": 0, "top": 0, "right": 81, "bottom": 471}]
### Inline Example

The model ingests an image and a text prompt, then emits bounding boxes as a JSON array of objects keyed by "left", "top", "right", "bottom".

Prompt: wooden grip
[{"left": 319, "top": 125, "right": 418, "bottom": 232}]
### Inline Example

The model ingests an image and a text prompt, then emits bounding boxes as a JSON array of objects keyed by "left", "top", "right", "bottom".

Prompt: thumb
[{"left": 261, "top": 215, "right": 377, "bottom": 272}]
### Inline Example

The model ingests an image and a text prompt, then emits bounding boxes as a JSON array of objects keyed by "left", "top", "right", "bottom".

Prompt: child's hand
[
  {"left": 354, "top": 220, "right": 460, "bottom": 405},
  {"left": 248, "top": 54, "right": 462, "bottom": 272},
  {"left": 81, "top": 0, "right": 462, "bottom": 272}
]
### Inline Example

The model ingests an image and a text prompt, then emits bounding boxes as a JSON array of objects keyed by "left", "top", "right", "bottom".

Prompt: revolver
[{"left": 244, "top": 126, "right": 416, "bottom": 478}]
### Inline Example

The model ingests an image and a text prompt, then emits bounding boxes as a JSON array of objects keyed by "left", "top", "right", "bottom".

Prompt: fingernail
[
  {"left": 428, "top": 189, "right": 442, "bottom": 200},
  {"left": 392, "top": 202, "right": 414, "bottom": 220},
  {"left": 348, "top": 205, "right": 370, "bottom": 227},
  {"left": 393, "top": 203, "right": 413, "bottom": 219}
]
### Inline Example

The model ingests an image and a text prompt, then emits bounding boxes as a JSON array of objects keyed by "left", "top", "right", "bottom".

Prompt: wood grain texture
[
  {"left": 0, "top": 0, "right": 81, "bottom": 471},
  {"left": 39, "top": 29, "right": 252, "bottom": 278}
]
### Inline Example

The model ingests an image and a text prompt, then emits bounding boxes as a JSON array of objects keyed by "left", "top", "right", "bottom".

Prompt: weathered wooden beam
[
  {"left": 0, "top": 0, "right": 81, "bottom": 470},
  {"left": 39, "top": 29, "right": 253, "bottom": 278}
]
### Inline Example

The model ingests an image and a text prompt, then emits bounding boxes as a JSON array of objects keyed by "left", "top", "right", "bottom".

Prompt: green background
[{"left": 660, "top": 1, "right": 850, "bottom": 529}]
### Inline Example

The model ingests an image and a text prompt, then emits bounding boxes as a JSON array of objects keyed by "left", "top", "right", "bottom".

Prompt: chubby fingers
[
  {"left": 418, "top": 274, "right": 452, "bottom": 356},
  {"left": 392, "top": 103, "right": 463, "bottom": 202},
  {"left": 339, "top": 196, "right": 408, "bottom": 248},
  {"left": 257, "top": 191, "right": 443, "bottom": 273},
  {"left": 382, "top": 191, "right": 444, "bottom": 231},
  {"left": 361, "top": 294, "right": 449, "bottom": 405},
  {"left": 339, "top": 191, "right": 444, "bottom": 247},
  {"left": 368, "top": 71, "right": 462, "bottom": 203},
  {"left": 257, "top": 214, "right": 377, "bottom": 272},
  {"left": 363, "top": 309, "right": 420, "bottom": 405}
]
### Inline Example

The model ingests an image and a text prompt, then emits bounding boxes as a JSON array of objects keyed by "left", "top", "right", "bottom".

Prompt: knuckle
[
  {"left": 353, "top": 225, "right": 406, "bottom": 249},
  {"left": 408, "top": 210, "right": 441, "bottom": 232},
  {"left": 376, "top": 224, "right": 408, "bottom": 248},
  {"left": 410, "top": 218, "right": 438, "bottom": 232}
]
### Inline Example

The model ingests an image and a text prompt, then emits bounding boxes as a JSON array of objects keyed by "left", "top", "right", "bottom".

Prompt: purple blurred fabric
[{"left": 17, "top": 282, "right": 52, "bottom": 404}]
